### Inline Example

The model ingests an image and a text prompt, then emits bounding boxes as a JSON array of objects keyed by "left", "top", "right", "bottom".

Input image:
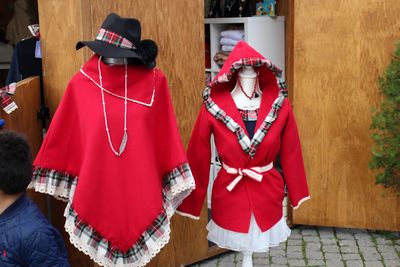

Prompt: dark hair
[{"left": 0, "top": 131, "right": 32, "bottom": 194}]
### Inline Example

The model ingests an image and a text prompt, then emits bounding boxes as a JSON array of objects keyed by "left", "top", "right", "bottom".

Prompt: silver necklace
[{"left": 98, "top": 56, "right": 128, "bottom": 156}]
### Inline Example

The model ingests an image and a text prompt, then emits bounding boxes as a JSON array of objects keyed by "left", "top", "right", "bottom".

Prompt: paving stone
[
  {"left": 287, "top": 245, "right": 302, "bottom": 252},
  {"left": 350, "top": 229, "right": 368, "bottom": 234},
  {"left": 271, "top": 256, "right": 288, "bottom": 264},
  {"left": 287, "top": 239, "right": 302, "bottom": 246},
  {"left": 289, "top": 233, "right": 303, "bottom": 240},
  {"left": 364, "top": 261, "right": 385, "bottom": 267},
  {"left": 286, "top": 251, "right": 304, "bottom": 260},
  {"left": 345, "top": 260, "right": 364, "bottom": 267},
  {"left": 290, "top": 228, "right": 301, "bottom": 234},
  {"left": 255, "top": 252, "right": 269, "bottom": 258},
  {"left": 218, "top": 253, "right": 235, "bottom": 262},
  {"left": 377, "top": 245, "right": 397, "bottom": 253},
  {"left": 306, "top": 243, "right": 322, "bottom": 251},
  {"left": 336, "top": 233, "right": 355, "bottom": 240},
  {"left": 321, "top": 238, "right": 338, "bottom": 245},
  {"left": 324, "top": 252, "right": 342, "bottom": 260},
  {"left": 303, "top": 236, "right": 320, "bottom": 243},
  {"left": 340, "top": 246, "right": 359, "bottom": 254},
  {"left": 271, "top": 243, "right": 286, "bottom": 250},
  {"left": 307, "top": 259, "right": 325, "bottom": 266},
  {"left": 323, "top": 245, "right": 340, "bottom": 253},
  {"left": 270, "top": 264, "right": 288, "bottom": 267},
  {"left": 379, "top": 252, "right": 399, "bottom": 260},
  {"left": 301, "top": 229, "right": 318, "bottom": 236},
  {"left": 357, "top": 240, "right": 376, "bottom": 247},
  {"left": 383, "top": 259, "right": 400, "bottom": 267},
  {"left": 306, "top": 251, "right": 324, "bottom": 260},
  {"left": 362, "top": 253, "right": 382, "bottom": 261},
  {"left": 359, "top": 246, "right": 379, "bottom": 253},
  {"left": 341, "top": 253, "right": 362, "bottom": 260},
  {"left": 288, "top": 259, "right": 306, "bottom": 266},
  {"left": 253, "top": 257, "right": 269, "bottom": 264},
  {"left": 338, "top": 239, "right": 357, "bottom": 247},
  {"left": 325, "top": 259, "right": 345, "bottom": 267},
  {"left": 375, "top": 238, "right": 392, "bottom": 245},
  {"left": 270, "top": 249, "right": 286, "bottom": 257},
  {"left": 336, "top": 228, "right": 353, "bottom": 234},
  {"left": 217, "top": 262, "right": 236, "bottom": 267}
]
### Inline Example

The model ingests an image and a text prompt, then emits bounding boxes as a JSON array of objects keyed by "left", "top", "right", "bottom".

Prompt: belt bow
[{"left": 222, "top": 162, "right": 273, "bottom": 192}]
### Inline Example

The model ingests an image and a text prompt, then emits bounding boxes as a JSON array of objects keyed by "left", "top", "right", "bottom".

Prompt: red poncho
[{"left": 30, "top": 55, "right": 195, "bottom": 267}]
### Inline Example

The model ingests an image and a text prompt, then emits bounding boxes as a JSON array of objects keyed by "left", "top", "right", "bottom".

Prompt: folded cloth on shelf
[
  {"left": 221, "top": 45, "right": 235, "bottom": 52},
  {"left": 213, "top": 52, "right": 230, "bottom": 66},
  {"left": 220, "top": 37, "right": 239, "bottom": 46},
  {"left": 220, "top": 30, "right": 244, "bottom": 41}
]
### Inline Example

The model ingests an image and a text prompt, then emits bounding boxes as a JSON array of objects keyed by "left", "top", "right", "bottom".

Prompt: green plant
[{"left": 369, "top": 42, "right": 400, "bottom": 193}]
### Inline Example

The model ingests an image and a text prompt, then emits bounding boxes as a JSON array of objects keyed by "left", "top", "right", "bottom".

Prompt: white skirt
[{"left": 206, "top": 214, "right": 291, "bottom": 252}]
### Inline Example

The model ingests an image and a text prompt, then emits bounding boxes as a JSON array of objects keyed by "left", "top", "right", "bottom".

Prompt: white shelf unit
[
  {"left": 205, "top": 16, "right": 289, "bottom": 222},
  {"left": 205, "top": 16, "right": 285, "bottom": 80}
]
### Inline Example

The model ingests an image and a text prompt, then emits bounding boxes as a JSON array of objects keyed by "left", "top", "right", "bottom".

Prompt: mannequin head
[{"left": 238, "top": 66, "right": 257, "bottom": 79}]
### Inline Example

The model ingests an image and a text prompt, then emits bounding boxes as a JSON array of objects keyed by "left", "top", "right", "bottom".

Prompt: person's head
[{"left": 0, "top": 131, "right": 32, "bottom": 195}]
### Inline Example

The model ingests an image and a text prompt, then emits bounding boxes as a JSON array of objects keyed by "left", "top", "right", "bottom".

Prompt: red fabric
[
  {"left": 178, "top": 41, "right": 309, "bottom": 233},
  {"left": 34, "top": 55, "right": 188, "bottom": 252}
]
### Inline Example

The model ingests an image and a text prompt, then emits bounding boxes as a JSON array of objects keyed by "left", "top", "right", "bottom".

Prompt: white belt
[{"left": 222, "top": 162, "right": 273, "bottom": 192}]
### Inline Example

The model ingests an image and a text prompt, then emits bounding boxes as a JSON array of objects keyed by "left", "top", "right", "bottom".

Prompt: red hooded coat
[{"left": 177, "top": 41, "right": 310, "bottom": 233}]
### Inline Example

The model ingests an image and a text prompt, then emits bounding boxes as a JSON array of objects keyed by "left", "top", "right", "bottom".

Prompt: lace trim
[
  {"left": 175, "top": 211, "right": 200, "bottom": 220},
  {"left": 28, "top": 167, "right": 77, "bottom": 202},
  {"left": 31, "top": 163, "right": 194, "bottom": 266}
]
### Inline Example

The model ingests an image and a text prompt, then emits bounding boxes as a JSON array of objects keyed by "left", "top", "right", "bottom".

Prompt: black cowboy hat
[{"left": 76, "top": 13, "right": 158, "bottom": 68}]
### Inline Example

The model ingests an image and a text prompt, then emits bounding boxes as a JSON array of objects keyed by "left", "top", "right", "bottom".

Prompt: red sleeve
[
  {"left": 177, "top": 104, "right": 212, "bottom": 219},
  {"left": 279, "top": 100, "right": 310, "bottom": 209}
]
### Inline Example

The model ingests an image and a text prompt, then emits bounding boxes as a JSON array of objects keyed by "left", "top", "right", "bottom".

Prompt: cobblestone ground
[{"left": 187, "top": 226, "right": 400, "bottom": 267}]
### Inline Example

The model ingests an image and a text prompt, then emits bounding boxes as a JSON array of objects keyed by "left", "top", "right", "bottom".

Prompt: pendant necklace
[
  {"left": 98, "top": 56, "right": 128, "bottom": 156},
  {"left": 237, "top": 76, "right": 258, "bottom": 99}
]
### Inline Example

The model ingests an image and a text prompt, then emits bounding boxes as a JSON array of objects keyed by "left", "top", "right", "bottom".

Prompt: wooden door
[
  {"left": 37, "top": 0, "right": 222, "bottom": 266},
  {"left": 0, "top": 77, "right": 46, "bottom": 212},
  {"left": 292, "top": 0, "right": 400, "bottom": 230}
]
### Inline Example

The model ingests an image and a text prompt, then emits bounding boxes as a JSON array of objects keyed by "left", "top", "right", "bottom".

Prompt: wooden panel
[
  {"left": 293, "top": 0, "right": 400, "bottom": 230},
  {"left": 0, "top": 76, "right": 45, "bottom": 212}
]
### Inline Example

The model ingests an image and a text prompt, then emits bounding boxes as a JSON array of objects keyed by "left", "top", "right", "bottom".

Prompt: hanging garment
[
  {"left": 177, "top": 41, "right": 310, "bottom": 237},
  {"left": 6, "top": 36, "right": 42, "bottom": 85},
  {"left": 29, "top": 55, "right": 195, "bottom": 267}
]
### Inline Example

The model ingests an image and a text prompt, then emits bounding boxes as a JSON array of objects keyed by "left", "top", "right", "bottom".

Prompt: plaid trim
[
  {"left": 28, "top": 24, "right": 40, "bottom": 38},
  {"left": 32, "top": 163, "right": 194, "bottom": 266},
  {"left": 0, "top": 83, "right": 18, "bottom": 114},
  {"left": 162, "top": 162, "right": 195, "bottom": 216},
  {"left": 96, "top": 28, "right": 135, "bottom": 50},
  {"left": 238, "top": 109, "right": 259, "bottom": 121},
  {"left": 66, "top": 203, "right": 169, "bottom": 266},
  {"left": 203, "top": 58, "right": 288, "bottom": 158},
  {"left": 29, "top": 167, "right": 77, "bottom": 201}
]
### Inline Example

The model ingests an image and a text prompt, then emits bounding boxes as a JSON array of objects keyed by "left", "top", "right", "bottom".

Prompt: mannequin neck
[
  {"left": 102, "top": 57, "right": 128, "bottom": 66},
  {"left": 237, "top": 67, "right": 258, "bottom": 97},
  {"left": 0, "top": 191, "right": 22, "bottom": 214}
]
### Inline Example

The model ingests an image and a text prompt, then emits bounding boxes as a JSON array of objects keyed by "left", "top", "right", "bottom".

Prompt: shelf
[{"left": 205, "top": 16, "right": 285, "bottom": 24}]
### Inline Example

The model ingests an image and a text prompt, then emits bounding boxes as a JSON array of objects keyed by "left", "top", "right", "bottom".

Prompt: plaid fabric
[
  {"left": 66, "top": 204, "right": 168, "bottom": 265},
  {"left": 0, "top": 83, "right": 18, "bottom": 114},
  {"left": 30, "top": 167, "right": 77, "bottom": 201},
  {"left": 203, "top": 58, "right": 288, "bottom": 158},
  {"left": 162, "top": 162, "right": 195, "bottom": 214},
  {"left": 238, "top": 109, "right": 259, "bottom": 121},
  {"left": 96, "top": 28, "right": 135, "bottom": 50},
  {"left": 28, "top": 24, "right": 40, "bottom": 38}
]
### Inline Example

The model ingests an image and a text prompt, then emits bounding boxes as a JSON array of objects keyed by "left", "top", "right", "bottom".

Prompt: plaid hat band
[
  {"left": 95, "top": 28, "right": 135, "bottom": 50},
  {"left": 0, "top": 83, "right": 18, "bottom": 114}
]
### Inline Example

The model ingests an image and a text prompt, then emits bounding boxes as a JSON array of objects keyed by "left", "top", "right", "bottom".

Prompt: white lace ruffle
[{"left": 207, "top": 214, "right": 291, "bottom": 252}]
